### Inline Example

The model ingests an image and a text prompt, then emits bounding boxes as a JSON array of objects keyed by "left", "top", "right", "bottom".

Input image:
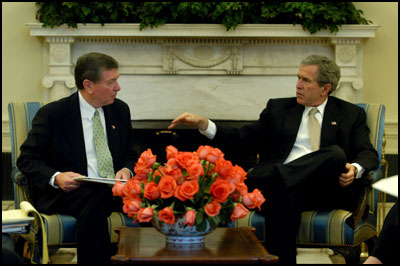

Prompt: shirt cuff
[
  {"left": 199, "top": 119, "right": 217, "bottom": 140},
  {"left": 351, "top": 163, "right": 365, "bottom": 179},
  {"left": 49, "top": 172, "right": 61, "bottom": 188}
]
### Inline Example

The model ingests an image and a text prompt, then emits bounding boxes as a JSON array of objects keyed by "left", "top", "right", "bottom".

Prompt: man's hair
[
  {"left": 74, "top": 52, "right": 119, "bottom": 90},
  {"left": 301, "top": 55, "right": 341, "bottom": 94}
]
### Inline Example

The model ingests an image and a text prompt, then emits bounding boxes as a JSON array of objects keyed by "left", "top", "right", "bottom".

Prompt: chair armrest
[
  {"left": 11, "top": 168, "right": 34, "bottom": 206},
  {"left": 11, "top": 168, "right": 23, "bottom": 184},
  {"left": 347, "top": 169, "right": 381, "bottom": 228},
  {"left": 368, "top": 168, "right": 383, "bottom": 183}
]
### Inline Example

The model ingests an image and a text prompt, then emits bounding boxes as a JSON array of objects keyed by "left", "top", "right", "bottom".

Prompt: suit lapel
[
  {"left": 321, "top": 97, "right": 341, "bottom": 146},
  {"left": 65, "top": 93, "right": 88, "bottom": 175},
  {"left": 283, "top": 103, "right": 304, "bottom": 149}
]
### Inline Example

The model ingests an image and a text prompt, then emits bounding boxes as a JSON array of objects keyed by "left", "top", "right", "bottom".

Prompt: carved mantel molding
[{"left": 26, "top": 23, "right": 378, "bottom": 119}]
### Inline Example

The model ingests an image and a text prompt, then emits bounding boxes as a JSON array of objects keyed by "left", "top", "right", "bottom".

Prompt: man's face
[
  {"left": 87, "top": 68, "right": 120, "bottom": 108},
  {"left": 296, "top": 65, "right": 330, "bottom": 107}
]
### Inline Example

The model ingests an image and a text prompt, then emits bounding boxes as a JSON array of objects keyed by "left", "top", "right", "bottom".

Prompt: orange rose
[
  {"left": 174, "top": 180, "right": 199, "bottom": 201},
  {"left": 187, "top": 162, "right": 204, "bottom": 180},
  {"left": 123, "top": 179, "right": 142, "bottom": 199},
  {"left": 176, "top": 151, "right": 199, "bottom": 169},
  {"left": 166, "top": 145, "right": 179, "bottom": 160},
  {"left": 242, "top": 189, "right": 266, "bottom": 211},
  {"left": 185, "top": 210, "right": 196, "bottom": 226},
  {"left": 144, "top": 181, "right": 160, "bottom": 201},
  {"left": 158, "top": 175, "right": 177, "bottom": 199},
  {"left": 206, "top": 147, "right": 224, "bottom": 164},
  {"left": 228, "top": 165, "right": 247, "bottom": 185},
  {"left": 230, "top": 203, "right": 249, "bottom": 222},
  {"left": 235, "top": 182, "right": 248, "bottom": 197},
  {"left": 197, "top": 145, "right": 213, "bottom": 160},
  {"left": 204, "top": 201, "right": 222, "bottom": 217},
  {"left": 209, "top": 178, "right": 235, "bottom": 203},
  {"left": 215, "top": 158, "right": 234, "bottom": 178},
  {"left": 112, "top": 181, "right": 125, "bottom": 197},
  {"left": 164, "top": 159, "right": 184, "bottom": 183},
  {"left": 158, "top": 207, "right": 175, "bottom": 224},
  {"left": 122, "top": 198, "right": 141, "bottom": 218},
  {"left": 137, "top": 207, "right": 154, "bottom": 223},
  {"left": 139, "top": 148, "right": 157, "bottom": 167}
]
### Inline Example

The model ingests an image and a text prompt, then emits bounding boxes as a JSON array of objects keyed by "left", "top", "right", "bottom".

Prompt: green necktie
[
  {"left": 93, "top": 110, "right": 115, "bottom": 178},
  {"left": 308, "top": 107, "right": 321, "bottom": 151}
]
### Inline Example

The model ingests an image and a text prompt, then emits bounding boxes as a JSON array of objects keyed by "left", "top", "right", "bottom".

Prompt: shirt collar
[
  {"left": 78, "top": 91, "right": 102, "bottom": 120},
  {"left": 305, "top": 97, "right": 328, "bottom": 117}
]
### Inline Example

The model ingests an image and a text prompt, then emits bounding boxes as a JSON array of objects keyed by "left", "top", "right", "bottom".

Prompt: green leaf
[
  {"left": 36, "top": 3, "right": 372, "bottom": 35},
  {"left": 195, "top": 211, "right": 204, "bottom": 225},
  {"left": 196, "top": 216, "right": 208, "bottom": 232}
]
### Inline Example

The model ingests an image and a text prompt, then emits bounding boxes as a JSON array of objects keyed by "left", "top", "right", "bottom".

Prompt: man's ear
[
  {"left": 321, "top": 84, "right": 332, "bottom": 96},
  {"left": 83, "top": 79, "right": 93, "bottom": 94}
]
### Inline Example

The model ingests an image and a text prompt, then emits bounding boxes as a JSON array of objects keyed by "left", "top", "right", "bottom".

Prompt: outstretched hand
[{"left": 168, "top": 112, "right": 209, "bottom": 131}]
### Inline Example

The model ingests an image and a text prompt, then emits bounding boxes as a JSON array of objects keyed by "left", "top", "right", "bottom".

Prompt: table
[{"left": 112, "top": 227, "right": 278, "bottom": 264}]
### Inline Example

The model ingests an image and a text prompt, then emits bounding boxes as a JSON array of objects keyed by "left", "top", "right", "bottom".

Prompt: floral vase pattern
[{"left": 152, "top": 215, "right": 214, "bottom": 244}]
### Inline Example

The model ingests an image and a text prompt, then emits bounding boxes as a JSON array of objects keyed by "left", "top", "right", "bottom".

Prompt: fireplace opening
[{"left": 131, "top": 120, "right": 259, "bottom": 171}]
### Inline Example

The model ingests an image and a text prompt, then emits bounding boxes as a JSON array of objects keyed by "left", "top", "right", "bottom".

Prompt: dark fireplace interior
[{"left": 132, "top": 120, "right": 259, "bottom": 171}]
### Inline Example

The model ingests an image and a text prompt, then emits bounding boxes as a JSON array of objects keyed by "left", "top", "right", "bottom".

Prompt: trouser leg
[
  {"left": 259, "top": 145, "right": 348, "bottom": 263},
  {"left": 59, "top": 183, "right": 113, "bottom": 264}
]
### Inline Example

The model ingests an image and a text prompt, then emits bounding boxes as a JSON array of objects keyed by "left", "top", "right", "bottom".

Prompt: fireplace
[{"left": 25, "top": 23, "right": 379, "bottom": 168}]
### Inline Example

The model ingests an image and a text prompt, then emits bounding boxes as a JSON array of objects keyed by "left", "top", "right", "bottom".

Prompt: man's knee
[{"left": 321, "top": 145, "right": 346, "bottom": 167}]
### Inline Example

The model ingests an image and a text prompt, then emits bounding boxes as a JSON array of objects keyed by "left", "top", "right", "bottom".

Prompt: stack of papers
[
  {"left": 72, "top": 176, "right": 128, "bottom": 185},
  {"left": 2, "top": 201, "right": 35, "bottom": 234}
]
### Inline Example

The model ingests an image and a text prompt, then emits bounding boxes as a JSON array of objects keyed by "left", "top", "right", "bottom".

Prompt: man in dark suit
[
  {"left": 17, "top": 52, "right": 138, "bottom": 264},
  {"left": 168, "top": 55, "right": 378, "bottom": 263}
]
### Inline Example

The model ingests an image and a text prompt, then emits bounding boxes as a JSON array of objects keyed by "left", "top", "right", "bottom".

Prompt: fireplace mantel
[{"left": 26, "top": 23, "right": 379, "bottom": 121}]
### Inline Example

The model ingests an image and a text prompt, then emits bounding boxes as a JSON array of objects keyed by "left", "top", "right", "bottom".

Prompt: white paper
[
  {"left": 72, "top": 176, "right": 127, "bottom": 185},
  {"left": 372, "top": 175, "right": 398, "bottom": 198}
]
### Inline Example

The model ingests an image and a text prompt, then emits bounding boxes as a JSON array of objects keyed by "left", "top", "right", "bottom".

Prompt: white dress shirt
[
  {"left": 78, "top": 91, "right": 107, "bottom": 178},
  {"left": 49, "top": 91, "right": 108, "bottom": 187},
  {"left": 200, "top": 98, "right": 364, "bottom": 179}
]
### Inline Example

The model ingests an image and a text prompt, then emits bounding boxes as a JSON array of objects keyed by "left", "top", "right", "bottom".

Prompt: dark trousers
[
  {"left": 56, "top": 183, "right": 120, "bottom": 264},
  {"left": 248, "top": 145, "right": 352, "bottom": 264}
]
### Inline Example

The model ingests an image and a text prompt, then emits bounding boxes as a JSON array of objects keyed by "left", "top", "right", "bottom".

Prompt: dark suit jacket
[
  {"left": 17, "top": 92, "right": 138, "bottom": 213},
  {"left": 214, "top": 96, "right": 379, "bottom": 176}
]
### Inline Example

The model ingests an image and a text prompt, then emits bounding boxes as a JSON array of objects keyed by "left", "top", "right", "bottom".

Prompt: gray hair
[
  {"left": 74, "top": 52, "right": 119, "bottom": 90},
  {"left": 301, "top": 55, "right": 341, "bottom": 94}
]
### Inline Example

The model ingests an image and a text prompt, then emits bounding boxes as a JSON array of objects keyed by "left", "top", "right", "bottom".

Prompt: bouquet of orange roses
[{"left": 112, "top": 145, "right": 265, "bottom": 231}]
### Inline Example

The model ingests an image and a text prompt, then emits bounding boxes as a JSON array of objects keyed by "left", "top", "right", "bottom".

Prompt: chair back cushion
[
  {"left": 8, "top": 102, "right": 46, "bottom": 207},
  {"left": 356, "top": 104, "right": 385, "bottom": 163},
  {"left": 356, "top": 104, "right": 385, "bottom": 220},
  {"left": 8, "top": 102, "right": 45, "bottom": 168}
]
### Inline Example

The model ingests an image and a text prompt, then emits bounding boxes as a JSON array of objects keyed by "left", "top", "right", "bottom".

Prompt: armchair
[
  {"left": 8, "top": 102, "right": 137, "bottom": 264},
  {"left": 296, "top": 103, "right": 386, "bottom": 263}
]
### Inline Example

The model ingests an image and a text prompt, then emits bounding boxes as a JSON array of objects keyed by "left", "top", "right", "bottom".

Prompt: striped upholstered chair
[
  {"left": 296, "top": 103, "right": 386, "bottom": 263},
  {"left": 8, "top": 102, "right": 137, "bottom": 263}
]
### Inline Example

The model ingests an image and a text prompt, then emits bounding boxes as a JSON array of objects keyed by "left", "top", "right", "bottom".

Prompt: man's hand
[
  {"left": 55, "top": 172, "right": 83, "bottom": 193},
  {"left": 168, "top": 112, "right": 209, "bottom": 131},
  {"left": 339, "top": 163, "right": 356, "bottom": 188},
  {"left": 115, "top": 168, "right": 132, "bottom": 180}
]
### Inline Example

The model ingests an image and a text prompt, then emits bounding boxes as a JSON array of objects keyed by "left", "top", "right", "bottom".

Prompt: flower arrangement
[{"left": 112, "top": 145, "right": 265, "bottom": 231}]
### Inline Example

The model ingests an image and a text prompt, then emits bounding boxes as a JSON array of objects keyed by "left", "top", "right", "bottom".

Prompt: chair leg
[
  {"left": 365, "top": 236, "right": 378, "bottom": 256},
  {"left": 332, "top": 246, "right": 361, "bottom": 264}
]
